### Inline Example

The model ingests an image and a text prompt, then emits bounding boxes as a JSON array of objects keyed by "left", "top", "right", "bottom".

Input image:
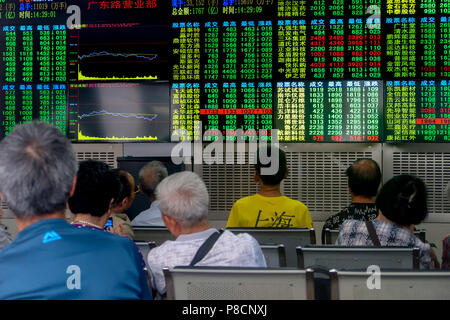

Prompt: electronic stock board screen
[
  {"left": 2, "top": 0, "right": 450, "bottom": 142},
  {"left": 0, "top": 0, "right": 171, "bottom": 142}
]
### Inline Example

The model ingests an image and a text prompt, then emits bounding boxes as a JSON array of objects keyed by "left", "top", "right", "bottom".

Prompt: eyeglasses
[{"left": 134, "top": 186, "right": 140, "bottom": 195}]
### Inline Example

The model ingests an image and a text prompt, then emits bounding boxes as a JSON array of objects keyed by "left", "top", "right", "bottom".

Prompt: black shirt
[{"left": 321, "top": 203, "right": 378, "bottom": 244}]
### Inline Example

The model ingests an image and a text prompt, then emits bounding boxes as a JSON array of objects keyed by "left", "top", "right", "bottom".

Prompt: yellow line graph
[
  {"left": 77, "top": 65, "right": 158, "bottom": 81},
  {"left": 78, "top": 128, "right": 158, "bottom": 141}
]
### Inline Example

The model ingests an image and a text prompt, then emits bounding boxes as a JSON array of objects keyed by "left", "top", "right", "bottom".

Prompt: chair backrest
[
  {"left": 414, "top": 229, "right": 426, "bottom": 243},
  {"left": 330, "top": 270, "right": 450, "bottom": 300},
  {"left": 133, "top": 226, "right": 175, "bottom": 244},
  {"left": 135, "top": 241, "right": 156, "bottom": 271},
  {"left": 227, "top": 228, "right": 316, "bottom": 267},
  {"left": 260, "top": 244, "right": 287, "bottom": 267},
  {"left": 164, "top": 267, "right": 315, "bottom": 300},
  {"left": 297, "top": 246, "right": 420, "bottom": 270},
  {"left": 323, "top": 229, "right": 340, "bottom": 245}
]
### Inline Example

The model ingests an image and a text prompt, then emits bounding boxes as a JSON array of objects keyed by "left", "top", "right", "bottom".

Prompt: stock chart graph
[{"left": 68, "top": 82, "right": 170, "bottom": 142}]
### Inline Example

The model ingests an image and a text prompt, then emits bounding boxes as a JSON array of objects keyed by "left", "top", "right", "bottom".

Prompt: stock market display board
[{"left": 1, "top": 0, "right": 450, "bottom": 142}]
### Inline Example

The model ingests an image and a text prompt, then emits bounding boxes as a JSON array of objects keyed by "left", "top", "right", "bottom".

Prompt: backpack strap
[
  {"left": 189, "top": 230, "right": 223, "bottom": 267},
  {"left": 365, "top": 220, "right": 381, "bottom": 247}
]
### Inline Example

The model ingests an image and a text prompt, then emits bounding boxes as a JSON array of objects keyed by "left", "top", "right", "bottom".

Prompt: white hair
[
  {"left": 156, "top": 171, "right": 209, "bottom": 228},
  {"left": 138, "top": 161, "right": 168, "bottom": 198}
]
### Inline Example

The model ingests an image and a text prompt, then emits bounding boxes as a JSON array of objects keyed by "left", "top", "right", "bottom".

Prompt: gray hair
[
  {"left": 0, "top": 122, "right": 78, "bottom": 219},
  {"left": 138, "top": 161, "right": 168, "bottom": 198},
  {"left": 156, "top": 171, "right": 209, "bottom": 228}
]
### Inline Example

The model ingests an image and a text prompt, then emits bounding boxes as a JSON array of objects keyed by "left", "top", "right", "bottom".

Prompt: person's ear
[
  {"left": 162, "top": 214, "right": 181, "bottom": 237},
  {"left": 254, "top": 171, "right": 259, "bottom": 183},
  {"left": 284, "top": 168, "right": 289, "bottom": 179},
  {"left": 68, "top": 176, "right": 77, "bottom": 198}
]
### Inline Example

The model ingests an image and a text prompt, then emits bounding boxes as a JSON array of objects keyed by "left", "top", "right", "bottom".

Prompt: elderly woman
[{"left": 337, "top": 174, "right": 437, "bottom": 269}]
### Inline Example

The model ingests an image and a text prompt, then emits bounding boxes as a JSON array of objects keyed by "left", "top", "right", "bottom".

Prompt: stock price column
[
  {"left": 344, "top": 80, "right": 381, "bottom": 142},
  {"left": 416, "top": 80, "right": 450, "bottom": 142},
  {"left": 171, "top": 83, "right": 201, "bottom": 141},
  {"left": 440, "top": 16, "right": 450, "bottom": 77},
  {"left": 385, "top": 17, "right": 417, "bottom": 78},
  {"left": 276, "top": 82, "right": 306, "bottom": 142},
  {"left": 239, "top": 20, "right": 273, "bottom": 81},
  {"left": 307, "top": 81, "right": 326, "bottom": 141},
  {"left": 171, "top": 21, "right": 201, "bottom": 140},
  {"left": 385, "top": 80, "right": 417, "bottom": 142},
  {"left": 277, "top": 19, "right": 307, "bottom": 80},
  {"left": 417, "top": 80, "right": 438, "bottom": 141}
]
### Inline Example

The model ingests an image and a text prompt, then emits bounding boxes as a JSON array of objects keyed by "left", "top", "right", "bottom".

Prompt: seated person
[
  {"left": 69, "top": 160, "right": 121, "bottom": 232},
  {"left": 322, "top": 158, "right": 381, "bottom": 243},
  {"left": 0, "top": 122, "right": 150, "bottom": 299},
  {"left": 147, "top": 171, "right": 266, "bottom": 297},
  {"left": 131, "top": 161, "right": 168, "bottom": 227},
  {"left": 110, "top": 169, "right": 136, "bottom": 240},
  {"left": 443, "top": 235, "right": 450, "bottom": 270},
  {"left": 0, "top": 207, "right": 12, "bottom": 250},
  {"left": 337, "top": 174, "right": 434, "bottom": 269},
  {"left": 227, "top": 146, "right": 312, "bottom": 228}
]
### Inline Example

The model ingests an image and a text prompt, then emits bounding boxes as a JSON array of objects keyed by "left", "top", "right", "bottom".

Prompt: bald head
[
  {"left": 346, "top": 159, "right": 382, "bottom": 198},
  {"left": 138, "top": 161, "right": 168, "bottom": 200}
]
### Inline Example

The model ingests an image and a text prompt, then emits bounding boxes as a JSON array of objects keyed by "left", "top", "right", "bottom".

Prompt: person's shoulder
[
  {"left": 233, "top": 195, "right": 259, "bottom": 206},
  {"left": 74, "top": 227, "right": 135, "bottom": 249},
  {"left": 147, "top": 239, "right": 176, "bottom": 258},
  {"left": 340, "top": 219, "right": 363, "bottom": 229},
  {"left": 222, "top": 230, "right": 258, "bottom": 246},
  {"left": 282, "top": 196, "right": 309, "bottom": 210}
]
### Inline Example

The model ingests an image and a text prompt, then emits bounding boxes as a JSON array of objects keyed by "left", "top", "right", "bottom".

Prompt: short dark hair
[
  {"left": 376, "top": 175, "right": 428, "bottom": 226},
  {"left": 69, "top": 160, "right": 120, "bottom": 217},
  {"left": 346, "top": 159, "right": 382, "bottom": 197},
  {"left": 111, "top": 169, "right": 134, "bottom": 207},
  {"left": 254, "top": 146, "right": 287, "bottom": 186}
]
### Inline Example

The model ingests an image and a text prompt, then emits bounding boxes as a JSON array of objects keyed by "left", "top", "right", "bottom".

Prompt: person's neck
[
  {"left": 375, "top": 211, "right": 414, "bottom": 233},
  {"left": 258, "top": 183, "right": 282, "bottom": 197},
  {"left": 178, "top": 219, "right": 211, "bottom": 236},
  {"left": 351, "top": 195, "right": 374, "bottom": 204},
  {"left": 16, "top": 211, "right": 66, "bottom": 233},
  {"left": 72, "top": 213, "right": 107, "bottom": 229}
]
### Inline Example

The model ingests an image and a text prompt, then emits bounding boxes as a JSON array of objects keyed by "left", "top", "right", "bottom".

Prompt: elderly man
[
  {"left": 147, "top": 171, "right": 266, "bottom": 297},
  {"left": 131, "top": 161, "right": 168, "bottom": 226},
  {"left": 322, "top": 158, "right": 381, "bottom": 243},
  {"left": 0, "top": 122, "right": 151, "bottom": 299}
]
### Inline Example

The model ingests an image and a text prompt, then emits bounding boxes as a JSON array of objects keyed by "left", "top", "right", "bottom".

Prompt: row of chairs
[
  {"left": 163, "top": 267, "right": 450, "bottom": 300},
  {"left": 136, "top": 241, "right": 419, "bottom": 270},
  {"left": 133, "top": 227, "right": 426, "bottom": 268}
]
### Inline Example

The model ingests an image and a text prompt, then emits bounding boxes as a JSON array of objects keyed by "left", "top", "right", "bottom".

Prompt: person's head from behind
[
  {"left": 346, "top": 158, "right": 382, "bottom": 199},
  {"left": 254, "top": 145, "right": 288, "bottom": 187},
  {"left": 376, "top": 175, "right": 428, "bottom": 227},
  {"left": 0, "top": 122, "right": 77, "bottom": 227},
  {"left": 156, "top": 171, "right": 209, "bottom": 237},
  {"left": 68, "top": 160, "right": 120, "bottom": 225},
  {"left": 111, "top": 169, "right": 136, "bottom": 213},
  {"left": 138, "top": 161, "right": 168, "bottom": 202}
]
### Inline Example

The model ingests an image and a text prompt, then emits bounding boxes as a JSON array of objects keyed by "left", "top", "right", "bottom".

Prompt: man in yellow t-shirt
[{"left": 226, "top": 146, "right": 312, "bottom": 229}]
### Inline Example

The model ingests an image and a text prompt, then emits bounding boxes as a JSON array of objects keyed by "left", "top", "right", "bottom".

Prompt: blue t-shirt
[{"left": 0, "top": 219, "right": 152, "bottom": 300}]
